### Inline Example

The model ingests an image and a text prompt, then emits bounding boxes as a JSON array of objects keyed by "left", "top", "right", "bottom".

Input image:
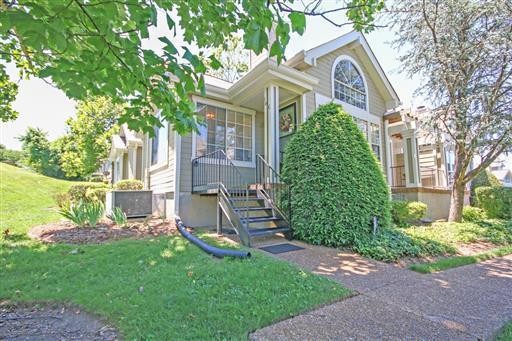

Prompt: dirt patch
[
  {"left": 28, "top": 218, "right": 177, "bottom": 244},
  {"left": 0, "top": 302, "right": 118, "bottom": 340}
]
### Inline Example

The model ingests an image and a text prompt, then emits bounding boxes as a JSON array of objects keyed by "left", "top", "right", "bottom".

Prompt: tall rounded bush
[
  {"left": 470, "top": 170, "right": 501, "bottom": 206},
  {"left": 282, "top": 103, "right": 391, "bottom": 246}
]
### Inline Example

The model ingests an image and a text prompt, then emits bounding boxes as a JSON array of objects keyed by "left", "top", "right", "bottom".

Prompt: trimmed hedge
[
  {"left": 282, "top": 103, "right": 391, "bottom": 247},
  {"left": 113, "top": 179, "right": 143, "bottom": 190},
  {"left": 476, "top": 186, "right": 512, "bottom": 219},
  {"left": 391, "top": 201, "right": 427, "bottom": 226},
  {"left": 470, "top": 170, "right": 501, "bottom": 206}
]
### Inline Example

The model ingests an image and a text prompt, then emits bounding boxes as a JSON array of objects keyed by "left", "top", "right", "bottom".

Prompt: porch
[{"left": 384, "top": 108, "right": 457, "bottom": 220}]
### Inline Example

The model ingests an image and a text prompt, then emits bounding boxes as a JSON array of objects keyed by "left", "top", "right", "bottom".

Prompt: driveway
[{"left": 251, "top": 239, "right": 512, "bottom": 340}]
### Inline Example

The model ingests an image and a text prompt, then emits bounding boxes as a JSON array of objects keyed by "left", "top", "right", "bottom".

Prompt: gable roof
[{"left": 285, "top": 31, "right": 401, "bottom": 107}]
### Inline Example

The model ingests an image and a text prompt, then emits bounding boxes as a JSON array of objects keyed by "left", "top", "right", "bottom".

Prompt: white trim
[
  {"left": 191, "top": 96, "right": 257, "bottom": 168},
  {"left": 303, "top": 31, "right": 400, "bottom": 106},
  {"left": 314, "top": 92, "right": 384, "bottom": 164},
  {"left": 331, "top": 54, "right": 369, "bottom": 112},
  {"left": 301, "top": 93, "right": 307, "bottom": 122},
  {"left": 384, "top": 119, "right": 392, "bottom": 183},
  {"left": 173, "top": 130, "right": 181, "bottom": 215}
]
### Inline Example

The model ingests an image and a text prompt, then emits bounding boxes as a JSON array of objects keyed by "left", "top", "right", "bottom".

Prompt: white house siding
[{"left": 301, "top": 46, "right": 389, "bottom": 175}]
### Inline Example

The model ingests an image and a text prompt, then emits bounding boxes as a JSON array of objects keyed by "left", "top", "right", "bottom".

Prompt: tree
[
  {"left": 204, "top": 34, "right": 249, "bottom": 82},
  {"left": 282, "top": 104, "right": 391, "bottom": 246},
  {"left": 18, "top": 127, "right": 64, "bottom": 178},
  {"left": 60, "top": 97, "right": 123, "bottom": 178},
  {"left": 0, "top": 64, "right": 19, "bottom": 121},
  {"left": 390, "top": 0, "right": 512, "bottom": 222},
  {"left": 0, "top": 0, "right": 384, "bottom": 133}
]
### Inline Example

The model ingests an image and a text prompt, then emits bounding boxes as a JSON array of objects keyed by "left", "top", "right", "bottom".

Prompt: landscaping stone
[{"left": 0, "top": 303, "right": 118, "bottom": 340}]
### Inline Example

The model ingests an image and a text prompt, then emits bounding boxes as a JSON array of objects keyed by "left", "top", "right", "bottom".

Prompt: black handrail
[
  {"left": 255, "top": 154, "right": 291, "bottom": 226},
  {"left": 191, "top": 149, "right": 251, "bottom": 241}
]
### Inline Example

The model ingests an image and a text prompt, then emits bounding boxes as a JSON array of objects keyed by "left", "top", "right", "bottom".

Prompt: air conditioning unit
[{"left": 106, "top": 190, "right": 152, "bottom": 218}]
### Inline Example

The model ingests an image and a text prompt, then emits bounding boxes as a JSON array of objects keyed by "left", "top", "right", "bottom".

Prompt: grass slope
[
  {"left": 409, "top": 246, "right": 512, "bottom": 274},
  {"left": 0, "top": 162, "right": 351, "bottom": 339},
  {"left": 1, "top": 163, "right": 75, "bottom": 235}
]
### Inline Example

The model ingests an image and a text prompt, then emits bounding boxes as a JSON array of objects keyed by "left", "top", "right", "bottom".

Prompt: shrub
[
  {"left": 0, "top": 148, "right": 25, "bottom": 167},
  {"left": 113, "top": 179, "right": 143, "bottom": 190},
  {"left": 85, "top": 187, "right": 109, "bottom": 203},
  {"left": 462, "top": 206, "right": 486, "bottom": 222},
  {"left": 54, "top": 192, "right": 71, "bottom": 210},
  {"left": 470, "top": 170, "right": 501, "bottom": 206},
  {"left": 391, "top": 201, "right": 427, "bottom": 227},
  {"left": 68, "top": 183, "right": 109, "bottom": 203},
  {"left": 282, "top": 103, "right": 391, "bottom": 247},
  {"left": 476, "top": 186, "right": 512, "bottom": 219},
  {"left": 107, "top": 207, "right": 128, "bottom": 227},
  {"left": 59, "top": 200, "right": 105, "bottom": 227},
  {"left": 352, "top": 229, "right": 452, "bottom": 262}
]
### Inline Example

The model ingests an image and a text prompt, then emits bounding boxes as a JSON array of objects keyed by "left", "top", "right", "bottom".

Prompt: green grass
[
  {"left": 497, "top": 321, "right": 512, "bottom": 341},
  {"left": 353, "top": 219, "right": 512, "bottom": 262},
  {"left": 0, "top": 162, "right": 351, "bottom": 339},
  {"left": 0, "top": 163, "right": 75, "bottom": 235},
  {"left": 409, "top": 246, "right": 512, "bottom": 273}
]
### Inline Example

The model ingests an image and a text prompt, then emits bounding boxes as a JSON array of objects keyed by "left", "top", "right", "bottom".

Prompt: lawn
[
  {"left": 0, "top": 162, "right": 351, "bottom": 339},
  {"left": 0, "top": 163, "right": 75, "bottom": 235},
  {"left": 409, "top": 245, "right": 512, "bottom": 273}
]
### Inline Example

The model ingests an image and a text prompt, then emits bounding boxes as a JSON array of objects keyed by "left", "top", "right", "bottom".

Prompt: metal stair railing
[
  {"left": 255, "top": 154, "right": 291, "bottom": 226},
  {"left": 191, "top": 149, "right": 251, "bottom": 245}
]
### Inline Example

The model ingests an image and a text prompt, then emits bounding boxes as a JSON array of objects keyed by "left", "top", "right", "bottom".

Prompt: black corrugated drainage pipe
[{"left": 175, "top": 216, "right": 251, "bottom": 259}]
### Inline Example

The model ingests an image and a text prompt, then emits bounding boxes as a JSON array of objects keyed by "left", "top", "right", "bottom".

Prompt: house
[
  {"left": 110, "top": 31, "right": 455, "bottom": 245},
  {"left": 489, "top": 155, "right": 512, "bottom": 187},
  {"left": 384, "top": 105, "right": 465, "bottom": 219},
  {"left": 108, "top": 124, "right": 144, "bottom": 184}
]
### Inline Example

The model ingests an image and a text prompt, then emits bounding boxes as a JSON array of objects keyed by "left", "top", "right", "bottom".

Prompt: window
[
  {"left": 333, "top": 59, "right": 367, "bottom": 110},
  {"left": 151, "top": 115, "right": 168, "bottom": 166},
  {"left": 195, "top": 102, "right": 253, "bottom": 163},
  {"left": 353, "top": 117, "right": 381, "bottom": 161},
  {"left": 370, "top": 123, "right": 381, "bottom": 158}
]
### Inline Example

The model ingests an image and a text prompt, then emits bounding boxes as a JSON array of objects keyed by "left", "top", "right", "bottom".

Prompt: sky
[{"left": 0, "top": 8, "right": 424, "bottom": 151}]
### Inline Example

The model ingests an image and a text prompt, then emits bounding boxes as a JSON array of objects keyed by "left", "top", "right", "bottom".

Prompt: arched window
[{"left": 332, "top": 58, "right": 367, "bottom": 110}]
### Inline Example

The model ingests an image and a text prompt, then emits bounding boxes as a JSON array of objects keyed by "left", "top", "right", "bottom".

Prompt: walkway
[{"left": 250, "top": 239, "right": 512, "bottom": 340}]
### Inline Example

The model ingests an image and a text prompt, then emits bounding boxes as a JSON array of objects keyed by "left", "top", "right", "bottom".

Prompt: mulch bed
[
  {"left": 28, "top": 218, "right": 177, "bottom": 244},
  {"left": 0, "top": 302, "right": 118, "bottom": 340}
]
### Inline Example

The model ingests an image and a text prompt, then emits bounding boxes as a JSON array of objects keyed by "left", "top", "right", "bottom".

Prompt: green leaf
[
  {"left": 289, "top": 12, "right": 306, "bottom": 35},
  {"left": 208, "top": 55, "right": 222, "bottom": 70},
  {"left": 159, "top": 37, "right": 178, "bottom": 55}
]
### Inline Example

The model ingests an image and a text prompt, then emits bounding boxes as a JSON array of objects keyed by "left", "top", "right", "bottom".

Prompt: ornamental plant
[
  {"left": 282, "top": 103, "right": 391, "bottom": 247},
  {"left": 113, "top": 179, "right": 143, "bottom": 191}
]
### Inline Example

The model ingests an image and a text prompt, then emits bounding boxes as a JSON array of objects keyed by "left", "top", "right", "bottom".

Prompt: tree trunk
[{"left": 448, "top": 181, "right": 465, "bottom": 222}]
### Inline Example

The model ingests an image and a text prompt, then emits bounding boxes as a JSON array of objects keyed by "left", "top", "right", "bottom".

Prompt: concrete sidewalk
[{"left": 250, "top": 239, "right": 512, "bottom": 340}]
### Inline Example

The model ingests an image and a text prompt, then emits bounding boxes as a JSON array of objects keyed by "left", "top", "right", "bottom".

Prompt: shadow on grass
[{"left": 0, "top": 235, "right": 350, "bottom": 340}]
